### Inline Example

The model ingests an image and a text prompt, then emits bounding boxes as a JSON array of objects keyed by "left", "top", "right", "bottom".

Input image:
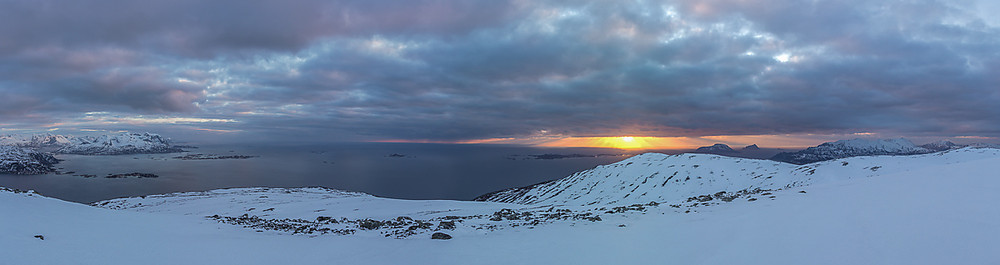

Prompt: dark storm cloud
[
  {"left": 0, "top": 0, "right": 517, "bottom": 56},
  {"left": 2, "top": 0, "right": 999, "bottom": 141},
  {"left": 0, "top": 0, "right": 517, "bottom": 125}
]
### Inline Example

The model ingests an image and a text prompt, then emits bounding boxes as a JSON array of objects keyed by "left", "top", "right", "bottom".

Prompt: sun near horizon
[{"left": 539, "top": 136, "right": 687, "bottom": 150}]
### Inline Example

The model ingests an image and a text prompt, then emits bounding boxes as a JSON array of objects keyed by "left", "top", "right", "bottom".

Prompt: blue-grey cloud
[{"left": 2, "top": 0, "right": 999, "bottom": 142}]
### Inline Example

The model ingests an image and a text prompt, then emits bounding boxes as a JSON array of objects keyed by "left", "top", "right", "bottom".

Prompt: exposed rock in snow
[
  {"left": 0, "top": 145, "right": 59, "bottom": 175},
  {"left": 770, "top": 138, "right": 933, "bottom": 164},
  {"left": 56, "top": 132, "right": 183, "bottom": 155},
  {"left": 694, "top": 143, "right": 738, "bottom": 154}
]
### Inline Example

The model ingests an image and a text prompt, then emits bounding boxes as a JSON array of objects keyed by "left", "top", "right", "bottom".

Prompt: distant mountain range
[
  {"left": 55, "top": 132, "right": 183, "bottom": 155},
  {"left": 770, "top": 138, "right": 935, "bottom": 164},
  {"left": 0, "top": 132, "right": 182, "bottom": 155},
  {"left": 690, "top": 138, "right": 984, "bottom": 165},
  {"left": 0, "top": 132, "right": 185, "bottom": 174}
]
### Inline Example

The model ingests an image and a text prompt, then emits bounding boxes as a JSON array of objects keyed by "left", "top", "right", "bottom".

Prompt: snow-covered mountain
[
  {"left": 920, "top": 140, "right": 965, "bottom": 151},
  {"left": 742, "top": 144, "right": 760, "bottom": 150},
  {"left": 770, "top": 138, "right": 933, "bottom": 164},
  {"left": 1, "top": 132, "right": 184, "bottom": 155},
  {"left": 0, "top": 145, "right": 59, "bottom": 175},
  {"left": 693, "top": 143, "right": 737, "bottom": 154},
  {"left": 56, "top": 132, "right": 182, "bottom": 155},
  {"left": 3, "top": 147, "right": 1000, "bottom": 264},
  {"left": 0, "top": 134, "right": 73, "bottom": 149}
]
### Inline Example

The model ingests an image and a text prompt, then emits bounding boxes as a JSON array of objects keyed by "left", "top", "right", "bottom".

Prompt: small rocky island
[
  {"left": 76, "top": 172, "right": 160, "bottom": 179},
  {"left": 173, "top": 154, "right": 258, "bottom": 160},
  {"left": 507, "top": 153, "right": 627, "bottom": 160}
]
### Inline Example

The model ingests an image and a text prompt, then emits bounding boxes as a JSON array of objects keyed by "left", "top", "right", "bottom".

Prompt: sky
[{"left": 1, "top": 0, "right": 999, "bottom": 148}]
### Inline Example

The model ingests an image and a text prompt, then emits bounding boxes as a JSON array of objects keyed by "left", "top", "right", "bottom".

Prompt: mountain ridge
[
  {"left": 0, "top": 132, "right": 183, "bottom": 155},
  {"left": 0, "top": 145, "right": 59, "bottom": 175},
  {"left": 769, "top": 138, "right": 933, "bottom": 164}
]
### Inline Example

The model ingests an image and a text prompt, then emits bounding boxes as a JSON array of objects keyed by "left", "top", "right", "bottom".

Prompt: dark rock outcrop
[{"left": 431, "top": 232, "right": 452, "bottom": 240}]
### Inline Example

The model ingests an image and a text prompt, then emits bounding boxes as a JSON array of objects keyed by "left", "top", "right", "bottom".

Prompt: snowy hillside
[
  {"left": 770, "top": 138, "right": 933, "bottom": 164},
  {"left": 476, "top": 147, "right": 1000, "bottom": 207},
  {"left": 476, "top": 153, "right": 798, "bottom": 206},
  {"left": 56, "top": 132, "right": 182, "bottom": 155},
  {"left": 0, "top": 145, "right": 59, "bottom": 175},
  {"left": 3, "top": 147, "right": 1000, "bottom": 264}
]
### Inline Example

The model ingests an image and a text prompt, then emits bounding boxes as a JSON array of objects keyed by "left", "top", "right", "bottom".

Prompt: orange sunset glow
[
  {"left": 538, "top": 136, "right": 692, "bottom": 149},
  {"left": 373, "top": 134, "right": 836, "bottom": 149},
  {"left": 532, "top": 134, "right": 843, "bottom": 149}
]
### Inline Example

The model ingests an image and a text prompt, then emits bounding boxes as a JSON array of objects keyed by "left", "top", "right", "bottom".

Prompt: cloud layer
[{"left": 2, "top": 0, "right": 999, "bottom": 142}]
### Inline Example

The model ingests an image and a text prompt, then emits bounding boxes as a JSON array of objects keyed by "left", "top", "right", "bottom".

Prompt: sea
[{"left": 0, "top": 143, "right": 676, "bottom": 203}]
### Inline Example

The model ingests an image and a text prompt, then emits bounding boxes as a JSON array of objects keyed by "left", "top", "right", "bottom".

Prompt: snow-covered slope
[
  {"left": 0, "top": 145, "right": 59, "bottom": 175},
  {"left": 3, "top": 147, "right": 1000, "bottom": 264},
  {"left": 476, "top": 147, "right": 1000, "bottom": 207},
  {"left": 770, "top": 138, "right": 933, "bottom": 164},
  {"left": 56, "top": 132, "right": 182, "bottom": 155},
  {"left": 476, "top": 153, "right": 798, "bottom": 206},
  {"left": 93, "top": 187, "right": 513, "bottom": 223}
]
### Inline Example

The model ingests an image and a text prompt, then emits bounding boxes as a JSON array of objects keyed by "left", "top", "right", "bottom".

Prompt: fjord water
[{"left": 0, "top": 143, "right": 639, "bottom": 203}]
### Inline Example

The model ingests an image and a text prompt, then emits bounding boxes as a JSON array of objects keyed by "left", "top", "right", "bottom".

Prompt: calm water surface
[{"left": 0, "top": 143, "right": 658, "bottom": 203}]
